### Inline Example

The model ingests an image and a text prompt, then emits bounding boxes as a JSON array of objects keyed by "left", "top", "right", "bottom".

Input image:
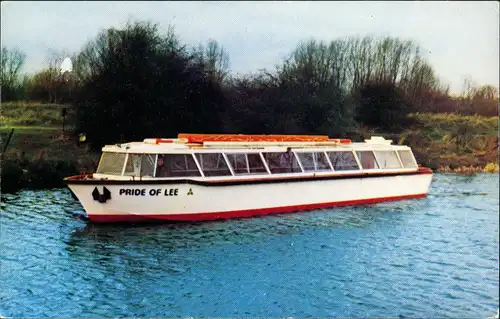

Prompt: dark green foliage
[
  {"left": 74, "top": 22, "right": 228, "bottom": 150},
  {"left": 25, "top": 160, "right": 77, "bottom": 189},
  {"left": 354, "top": 82, "right": 415, "bottom": 132},
  {"left": 1, "top": 157, "right": 78, "bottom": 193},
  {"left": 224, "top": 75, "right": 355, "bottom": 136},
  {"left": 1, "top": 159, "right": 25, "bottom": 193}
]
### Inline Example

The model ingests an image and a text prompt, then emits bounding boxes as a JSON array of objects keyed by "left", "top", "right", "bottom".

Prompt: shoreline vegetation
[
  {"left": 1, "top": 21, "right": 498, "bottom": 194},
  {"left": 1, "top": 103, "right": 498, "bottom": 194},
  {"left": 437, "top": 164, "right": 499, "bottom": 173}
]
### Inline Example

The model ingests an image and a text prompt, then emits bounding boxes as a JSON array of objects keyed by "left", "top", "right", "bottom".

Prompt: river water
[{"left": 1, "top": 173, "right": 498, "bottom": 318}]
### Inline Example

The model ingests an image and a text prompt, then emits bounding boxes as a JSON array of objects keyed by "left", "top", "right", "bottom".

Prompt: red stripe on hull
[{"left": 87, "top": 193, "right": 428, "bottom": 223}]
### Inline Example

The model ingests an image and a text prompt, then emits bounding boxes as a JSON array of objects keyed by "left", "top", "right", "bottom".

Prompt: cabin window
[
  {"left": 226, "top": 153, "right": 248, "bottom": 174},
  {"left": 327, "top": 151, "right": 360, "bottom": 171},
  {"left": 156, "top": 154, "right": 201, "bottom": 177},
  {"left": 398, "top": 150, "right": 418, "bottom": 168},
  {"left": 356, "top": 151, "right": 379, "bottom": 169},
  {"left": 124, "top": 154, "right": 141, "bottom": 176},
  {"left": 262, "top": 152, "right": 302, "bottom": 174},
  {"left": 247, "top": 154, "right": 267, "bottom": 174},
  {"left": 373, "top": 151, "right": 402, "bottom": 169},
  {"left": 96, "top": 152, "right": 127, "bottom": 175},
  {"left": 297, "top": 152, "right": 331, "bottom": 172},
  {"left": 226, "top": 153, "right": 267, "bottom": 175},
  {"left": 195, "top": 153, "right": 232, "bottom": 177},
  {"left": 141, "top": 155, "right": 156, "bottom": 176},
  {"left": 124, "top": 154, "right": 155, "bottom": 177}
]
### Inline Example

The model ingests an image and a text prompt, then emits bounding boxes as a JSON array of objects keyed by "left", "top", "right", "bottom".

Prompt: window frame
[
  {"left": 98, "top": 147, "right": 419, "bottom": 178},
  {"left": 372, "top": 150, "right": 403, "bottom": 169},
  {"left": 96, "top": 152, "right": 128, "bottom": 176},
  {"left": 194, "top": 152, "right": 234, "bottom": 177},
  {"left": 261, "top": 151, "right": 304, "bottom": 174},
  {"left": 326, "top": 150, "right": 361, "bottom": 172},
  {"left": 397, "top": 149, "right": 418, "bottom": 169},
  {"left": 224, "top": 152, "right": 269, "bottom": 175},
  {"left": 153, "top": 153, "right": 203, "bottom": 178},
  {"left": 295, "top": 151, "right": 333, "bottom": 172},
  {"left": 355, "top": 150, "right": 380, "bottom": 170},
  {"left": 121, "top": 153, "right": 129, "bottom": 176}
]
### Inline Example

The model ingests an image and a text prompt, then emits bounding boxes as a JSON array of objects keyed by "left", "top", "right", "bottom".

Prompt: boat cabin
[{"left": 93, "top": 134, "right": 419, "bottom": 180}]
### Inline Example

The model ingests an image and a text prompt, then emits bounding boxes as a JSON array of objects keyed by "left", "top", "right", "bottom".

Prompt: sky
[{"left": 1, "top": 1, "right": 499, "bottom": 94}]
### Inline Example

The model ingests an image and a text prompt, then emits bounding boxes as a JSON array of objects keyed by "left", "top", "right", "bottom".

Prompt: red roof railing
[{"left": 177, "top": 133, "right": 351, "bottom": 144}]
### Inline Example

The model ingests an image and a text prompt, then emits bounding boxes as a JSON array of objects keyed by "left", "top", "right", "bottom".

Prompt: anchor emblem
[{"left": 92, "top": 186, "right": 111, "bottom": 203}]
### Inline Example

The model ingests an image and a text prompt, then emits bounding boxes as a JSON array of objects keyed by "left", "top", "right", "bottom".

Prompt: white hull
[{"left": 67, "top": 171, "right": 433, "bottom": 222}]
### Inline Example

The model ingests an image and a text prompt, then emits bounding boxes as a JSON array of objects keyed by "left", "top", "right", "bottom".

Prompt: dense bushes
[
  {"left": 354, "top": 82, "right": 415, "bottom": 132},
  {"left": 73, "top": 22, "right": 228, "bottom": 150},
  {"left": 1, "top": 158, "right": 78, "bottom": 194},
  {"left": 1, "top": 160, "right": 25, "bottom": 193}
]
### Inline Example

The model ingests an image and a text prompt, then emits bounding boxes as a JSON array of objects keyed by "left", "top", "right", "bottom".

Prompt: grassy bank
[
  {"left": 361, "top": 112, "right": 499, "bottom": 171},
  {"left": 1, "top": 103, "right": 498, "bottom": 194},
  {"left": 406, "top": 113, "right": 498, "bottom": 170},
  {"left": 1, "top": 125, "right": 99, "bottom": 193},
  {"left": 436, "top": 163, "right": 499, "bottom": 174},
  {"left": 1, "top": 101, "right": 76, "bottom": 127},
  {"left": 1, "top": 127, "right": 99, "bottom": 193},
  {"left": 1, "top": 103, "right": 99, "bottom": 193}
]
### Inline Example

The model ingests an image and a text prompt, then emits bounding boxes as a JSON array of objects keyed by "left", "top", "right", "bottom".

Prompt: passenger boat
[{"left": 64, "top": 133, "right": 433, "bottom": 223}]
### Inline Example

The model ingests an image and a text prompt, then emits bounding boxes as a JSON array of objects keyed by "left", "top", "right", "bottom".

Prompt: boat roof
[{"left": 101, "top": 134, "right": 413, "bottom": 154}]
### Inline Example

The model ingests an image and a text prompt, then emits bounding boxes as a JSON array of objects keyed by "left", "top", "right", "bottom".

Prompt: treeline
[{"left": 1, "top": 21, "right": 498, "bottom": 150}]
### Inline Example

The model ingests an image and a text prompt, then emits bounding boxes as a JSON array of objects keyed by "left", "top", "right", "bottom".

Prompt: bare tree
[
  {"left": 31, "top": 68, "right": 59, "bottom": 102},
  {"left": 279, "top": 39, "right": 352, "bottom": 93},
  {"left": 473, "top": 84, "right": 498, "bottom": 101},
  {"left": 328, "top": 39, "right": 350, "bottom": 91},
  {"left": 202, "top": 39, "right": 230, "bottom": 84},
  {"left": 1, "top": 46, "right": 26, "bottom": 100},
  {"left": 347, "top": 36, "right": 378, "bottom": 92},
  {"left": 474, "top": 84, "right": 499, "bottom": 116},
  {"left": 37, "top": 49, "right": 77, "bottom": 103}
]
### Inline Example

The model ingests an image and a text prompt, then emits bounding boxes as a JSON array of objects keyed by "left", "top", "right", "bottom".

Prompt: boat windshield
[{"left": 96, "top": 152, "right": 126, "bottom": 175}]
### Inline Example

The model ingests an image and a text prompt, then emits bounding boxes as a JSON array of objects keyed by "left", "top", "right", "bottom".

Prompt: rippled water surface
[{"left": 1, "top": 174, "right": 498, "bottom": 318}]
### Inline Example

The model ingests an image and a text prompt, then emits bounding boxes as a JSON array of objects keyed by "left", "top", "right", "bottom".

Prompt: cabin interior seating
[{"left": 96, "top": 149, "right": 419, "bottom": 177}]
